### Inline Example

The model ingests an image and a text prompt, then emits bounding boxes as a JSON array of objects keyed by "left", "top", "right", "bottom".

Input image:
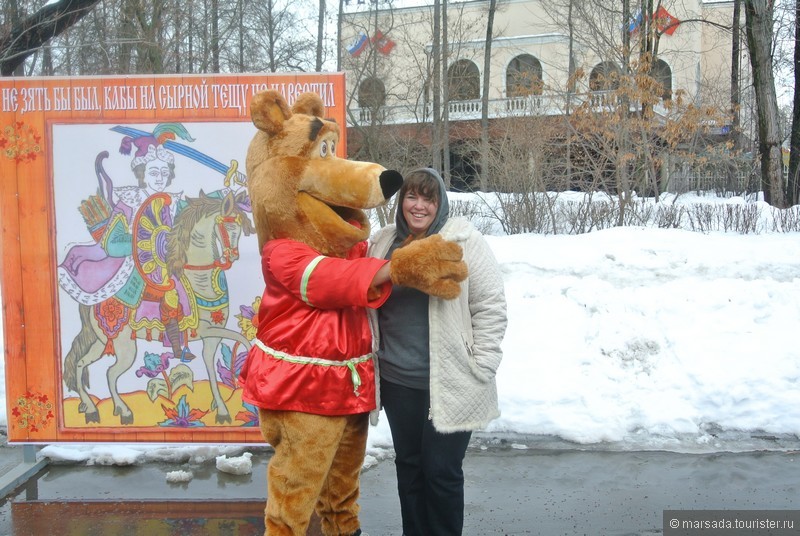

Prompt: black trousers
[{"left": 380, "top": 378, "right": 472, "bottom": 536}]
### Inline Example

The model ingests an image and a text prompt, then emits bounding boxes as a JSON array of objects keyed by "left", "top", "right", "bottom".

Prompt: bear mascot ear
[
  {"left": 291, "top": 92, "right": 325, "bottom": 118},
  {"left": 250, "top": 90, "right": 292, "bottom": 135}
]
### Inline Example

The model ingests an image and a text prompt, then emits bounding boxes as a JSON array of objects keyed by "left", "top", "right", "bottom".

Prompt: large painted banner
[{"left": 0, "top": 73, "right": 347, "bottom": 443}]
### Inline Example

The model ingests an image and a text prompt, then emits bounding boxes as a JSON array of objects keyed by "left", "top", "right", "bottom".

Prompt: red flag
[
  {"left": 654, "top": 5, "right": 680, "bottom": 36},
  {"left": 371, "top": 30, "right": 396, "bottom": 55}
]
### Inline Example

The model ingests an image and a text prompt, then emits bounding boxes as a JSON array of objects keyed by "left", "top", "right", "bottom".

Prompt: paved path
[{"left": 1, "top": 439, "right": 798, "bottom": 535}]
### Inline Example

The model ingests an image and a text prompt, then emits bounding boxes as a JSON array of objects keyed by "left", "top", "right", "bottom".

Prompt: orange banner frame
[{"left": 0, "top": 73, "right": 346, "bottom": 444}]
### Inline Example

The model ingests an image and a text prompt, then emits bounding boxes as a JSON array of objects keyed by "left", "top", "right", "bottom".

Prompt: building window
[
  {"left": 589, "top": 61, "right": 621, "bottom": 91},
  {"left": 651, "top": 59, "right": 672, "bottom": 101},
  {"left": 507, "top": 54, "right": 543, "bottom": 97},
  {"left": 358, "top": 77, "right": 386, "bottom": 109},
  {"left": 448, "top": 59, "right": 480, "bottom": 101}
]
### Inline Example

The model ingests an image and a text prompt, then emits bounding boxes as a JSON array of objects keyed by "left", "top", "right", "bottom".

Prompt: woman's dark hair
[{"left": 398, "top": 169, "right": 440, "bottom": 205}]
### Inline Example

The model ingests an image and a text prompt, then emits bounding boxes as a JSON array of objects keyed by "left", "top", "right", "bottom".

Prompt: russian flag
[
  {"left": 348, "top": 33, "right": 369, "bottom": 57},
  {"left": 627, "top": 10, "right": 643, "bottom": 34}
]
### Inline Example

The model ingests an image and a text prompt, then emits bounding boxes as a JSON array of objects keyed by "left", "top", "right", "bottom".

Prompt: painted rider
[
  {"left": 59, "top": 123, "right": 248, "bottom": 362},
  {"left": 105, "top": 134, "right": 194, "bottom": 361}
]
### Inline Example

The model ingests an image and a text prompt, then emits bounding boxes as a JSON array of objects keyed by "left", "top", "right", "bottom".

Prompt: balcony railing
[{"left": 349, "top": 91, "right": 668, "bottom": 127}]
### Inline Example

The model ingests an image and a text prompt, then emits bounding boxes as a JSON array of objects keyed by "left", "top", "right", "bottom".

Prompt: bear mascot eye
[{"left": 319, "top": 141, "right": 329, "bottom": 158}]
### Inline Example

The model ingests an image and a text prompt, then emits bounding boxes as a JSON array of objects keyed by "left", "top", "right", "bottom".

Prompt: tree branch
[{"left": 1, "top": 0, "right": 101, "bottom": 76}]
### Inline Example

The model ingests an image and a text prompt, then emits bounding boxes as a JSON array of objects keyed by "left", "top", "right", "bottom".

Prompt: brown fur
[
  {"left": 259, "top": 409, "right": 367, "bottom": 536},
  {"left": 389, "top": 234, "right": 468, "bottom": 300},
  {"left": 246, "top": 90, "right": 401, "bottom": 536}
]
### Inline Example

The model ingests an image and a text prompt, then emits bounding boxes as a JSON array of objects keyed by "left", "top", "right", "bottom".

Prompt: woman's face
[
  {"left": 143, "top": 158, "right": 171, "bottom": 193},
  {"left": 402, "top": 189, "right": 438, "bottom": 235}
]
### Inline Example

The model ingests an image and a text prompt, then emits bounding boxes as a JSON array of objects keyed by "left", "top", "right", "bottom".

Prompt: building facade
[{"left": 340, "top": 0, "right": 743, "bottom": 190}]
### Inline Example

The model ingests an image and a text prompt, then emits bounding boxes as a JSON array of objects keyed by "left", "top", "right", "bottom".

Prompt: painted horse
[{"left": 62, "top": 189, "right": 255, "bottom": 425}]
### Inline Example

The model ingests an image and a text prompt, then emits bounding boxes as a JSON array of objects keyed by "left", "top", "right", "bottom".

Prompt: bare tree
[
  {"left": 432, "top": 0, "right": 443, "bottom": 171},
  {"left": 731, "top": 0, "right": 742, "bottom": 143},
  {"left": 316, "top": 0, "right": 325, "bottom": 71},
  {"left": 5, "top": 0, "right": 320, "bottom": 76},
  {"left": 744, "top": 0, "right": 787, "bottom": 207},
  {"left": 478, "top": 0, "right": 497, "bottom": 192},
  {"left": 247, "top": 0, "right": 315, "bottom": 72},
  {"left": 442, "top": 0, "right": 450, "bottom": 185},
  {"left": 211, "top": 0, "right": 220, "bottom": 72},
  {"left": 788, "top": 0, "right": 800, "bottom": 206},
  {"left": 1, "top": 0, "right": 101, "bottom": 76}
]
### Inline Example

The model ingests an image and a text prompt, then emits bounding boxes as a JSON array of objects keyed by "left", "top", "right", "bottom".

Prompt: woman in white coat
[{"left": 368, "top": 168, "right": 507, "bottom": 536}]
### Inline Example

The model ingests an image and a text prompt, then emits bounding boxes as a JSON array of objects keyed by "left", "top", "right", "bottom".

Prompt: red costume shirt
[{"left": 240, "top": 238, "right": 391, "bottom": 415}]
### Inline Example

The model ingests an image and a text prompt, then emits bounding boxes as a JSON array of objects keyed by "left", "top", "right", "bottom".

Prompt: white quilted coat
[{"left": 368, "top": 217, "right": 507, "bottom": 432}]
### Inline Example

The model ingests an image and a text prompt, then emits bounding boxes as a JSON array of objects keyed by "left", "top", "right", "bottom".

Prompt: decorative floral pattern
[
  {"left": 236, "top": 297, "right": 261, "bottom": 341},
  {"left": 210, "top": 309, "right": 225, "bottom": 325},
  {"left": 0, "top": 122, "right": 42, "bottom": 163},
  {"left": 216, "top": 343, "right": 248, "bottom": 390},
  {"left": 95, "top": 298, "right": 129, "bottom": 340},
  {"left": 235, "top": 402, "right": 260, "bottom": 427},
  {"left": 136, "top": 351, "right": 171, "bottom": 378},
  {"left": 11, "top": 391, "right": 54, "bottom": 432},
  {"left": 159, "top": 395, "right": 207, "bottom": 427}
]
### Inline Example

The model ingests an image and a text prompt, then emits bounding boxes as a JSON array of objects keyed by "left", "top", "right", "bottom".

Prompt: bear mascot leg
[{"left": 260, "top": 410, "right": 368, "bottom": 535}]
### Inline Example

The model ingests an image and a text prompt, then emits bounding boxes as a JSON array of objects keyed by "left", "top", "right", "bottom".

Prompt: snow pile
[
  {"left": 216, "top": 451, "right": 253, "bottom": 475},
  {"left": 165, "top": 470, "right": 194, "bottom": 483}
]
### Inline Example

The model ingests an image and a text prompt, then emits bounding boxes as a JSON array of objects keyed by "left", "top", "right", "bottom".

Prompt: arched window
[
  {"left": 448, "top": 59, "right": 480, "bottom": 101},
  {"left": 651, "top": 59, "right": 672, "bottom": 101},
  {"left": 589, "top": 61, "right": 621, "bottom": 91},
  {"left": 358, "top": 77, "right": 386, "bottom": 109},
  {"left": 507, "top": 54, "right": 543, "bottom": 97}
]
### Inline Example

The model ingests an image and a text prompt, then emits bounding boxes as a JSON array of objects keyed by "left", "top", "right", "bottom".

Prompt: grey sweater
[{"left": 368, "top": 217, "right": 508, "bottom": 432}]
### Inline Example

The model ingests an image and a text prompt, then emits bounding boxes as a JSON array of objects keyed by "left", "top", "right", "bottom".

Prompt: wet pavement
[{"left": 0, "top": 433, "right": 799, "bottom": 535}]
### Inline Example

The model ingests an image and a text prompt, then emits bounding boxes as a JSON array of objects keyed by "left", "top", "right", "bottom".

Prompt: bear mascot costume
[{"left": 240, "top": 89, "right": 468, "bottom": 536}]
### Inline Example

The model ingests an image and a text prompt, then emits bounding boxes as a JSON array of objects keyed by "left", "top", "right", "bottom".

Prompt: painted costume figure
[
  {"left": 58, "top": 123, "right": 253, "bottom": 427},
  {"left": 59, "top": 124, "right": 225, "bottom": 360}
]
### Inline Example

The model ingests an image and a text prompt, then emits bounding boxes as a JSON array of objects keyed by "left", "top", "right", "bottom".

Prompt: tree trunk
[
  {"left": 239, "top": 0, "right": 245, "bottom": 71},
  {"left": 211, "top": 0, "right": 220, "bottom": 72},
  {"left": 479, "top": 0, "right": 497, "bottom": 192},
  {"left": 622, "top": 0, "right": 631, "bottom": 75},
  {"left": 731, "top": 0, "right": 741, "bottom": 147},
  {"left": 188, "top": 0, "right": 195, "bottom": 73},
  {"left": 617, "top": 0, "right": 632, "bottom": 223},
  {"left": 336, "top": 0, "right": 344, "bottom": 72},
  {"left": 136, "top": 0, "right": 165, "bottom": 73},
  {"left": 442, "top": 0, "right": 451, "bottom": 187},
  {"left": 432, "top": 0, "right": 442, "bottom": 171},
  {"left": 267, "top": 0, "right": 276, "bottom": 72},
  {"left": 316, "top": 0, "right": 325, "bottom": 71},
  {"left": 787, "top": 0, "right": 800, "bottom": 206},
  {"left": 743, "top": 0, "right": 786, "bottom": 207}
]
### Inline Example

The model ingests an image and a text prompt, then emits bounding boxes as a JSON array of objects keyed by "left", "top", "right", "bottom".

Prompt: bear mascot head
[{"left": 246, "top": 90, "right": 403, "bottom": 256}]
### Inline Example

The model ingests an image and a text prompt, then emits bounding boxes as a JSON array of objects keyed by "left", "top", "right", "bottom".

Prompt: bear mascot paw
[{"left": 389, "top": 234, "right": 468, "bottom": 300}]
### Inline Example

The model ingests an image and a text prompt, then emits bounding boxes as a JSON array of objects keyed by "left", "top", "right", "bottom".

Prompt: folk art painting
[{"left": 0, "top": 73, "right": 347, "bottom": 443}]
